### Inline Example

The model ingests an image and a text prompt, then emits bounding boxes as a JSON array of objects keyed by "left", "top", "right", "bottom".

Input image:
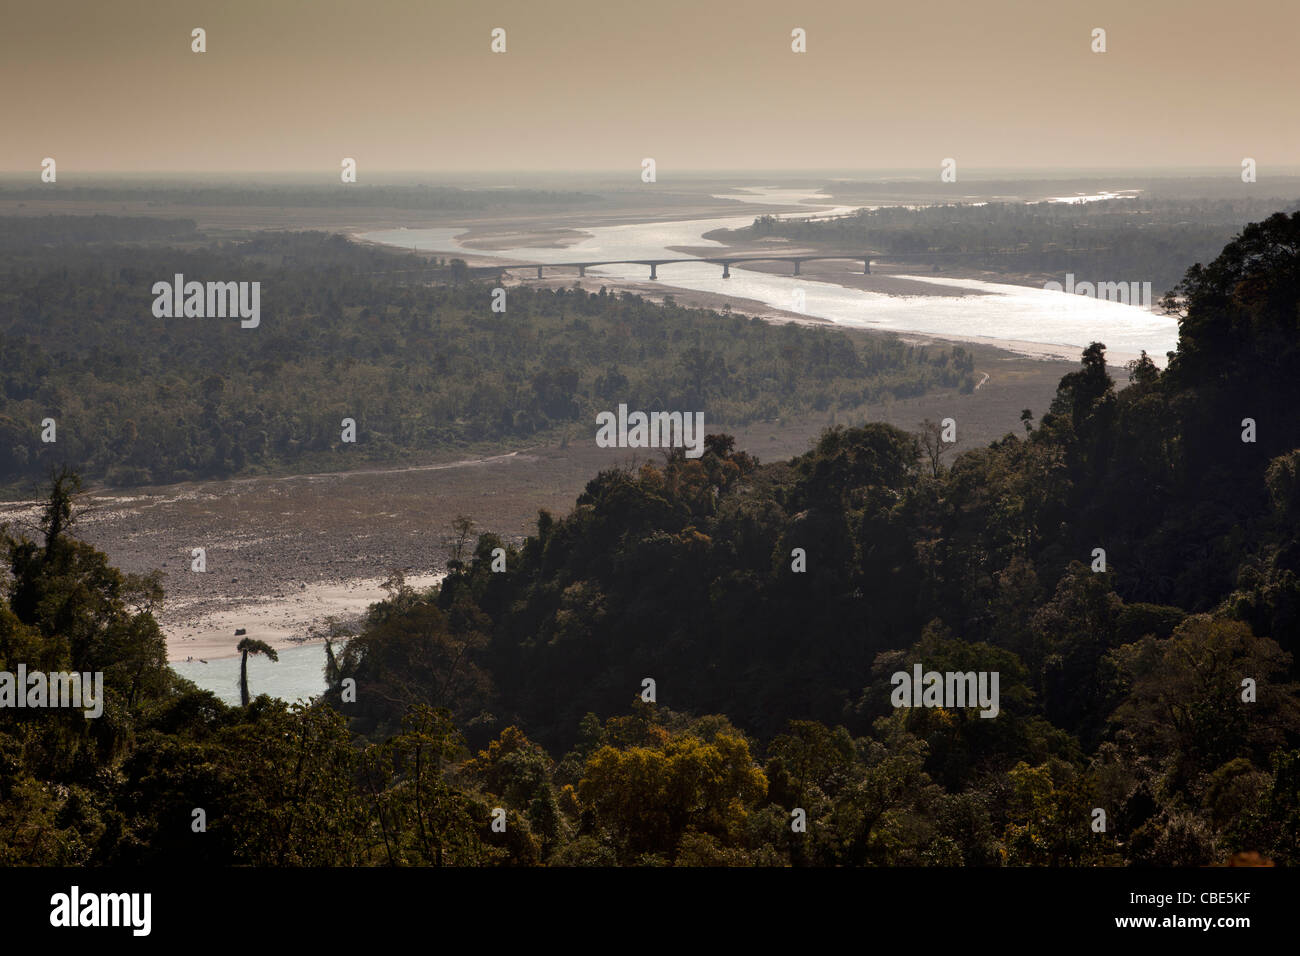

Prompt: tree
[
  {"left": 1045, "top": 341, "right": 1113, "bottom": 434},
  {"left": 917, "top": 419, "right": 956, "bottom": 477},
  {"left": 217, "top": 702, "right": 368, "bottom": 865},
  {"left": 363, "top": 705, "right": 497, "bottom": 866},
  {"left": 330, "top": 590, "right": 493, "bottom": 735},
  {"left": 1125, "top": 351, "right": 1159, "bottom": 387},
  {"left": 41, "top": 467, "right": 81, "bottom": 559},
  {"left": 1107, "top": 615, "right": 1300, "bottom": 790},
  {"left": 766, "top": 720, "right": 855, "bottom": 807},
  {"left": 236, "top": 638, "right": 279, "bottom": 707},
  {"left": 577, "top": 727, "right": 767, "bottom": 862},
  {"left": 449, "top": 515, "right": 475, "bottom": 566}
]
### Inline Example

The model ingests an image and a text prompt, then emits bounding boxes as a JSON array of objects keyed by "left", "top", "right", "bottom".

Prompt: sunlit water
[
  {"left": 1047, "top": 189, "right": 1141, "bottom": 204},
  {"left": 358, "top": 186, "right": 1178, "bottom": 366}
]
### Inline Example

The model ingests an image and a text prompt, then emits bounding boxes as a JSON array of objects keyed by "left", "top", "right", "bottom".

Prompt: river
[
  {"left": 359, "top": 186, "right": 1180, "bottom": 366},
  {"left": 171, "top": 643, "right": 327, "bottom": 707}
]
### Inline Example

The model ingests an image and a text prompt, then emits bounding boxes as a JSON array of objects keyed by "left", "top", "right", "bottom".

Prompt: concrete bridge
[
  {"left": 366, "top": 247, "right": 1067, "bottom": 284},
  {"left": 470, "top": 253, "right": 882, "bottom": 281}
]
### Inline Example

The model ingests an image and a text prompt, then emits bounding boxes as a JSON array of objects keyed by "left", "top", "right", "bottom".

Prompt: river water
[
  {"left": 171, "top": 643, "right": 328, "bottom": 707},
  {"left": 359, "top": 186, "right": 1179, "bottom": 366}
]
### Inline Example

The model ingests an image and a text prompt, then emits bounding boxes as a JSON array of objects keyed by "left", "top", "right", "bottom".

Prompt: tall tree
[{"left": 236, "top": 638, "right": 279, "bottom": 707}]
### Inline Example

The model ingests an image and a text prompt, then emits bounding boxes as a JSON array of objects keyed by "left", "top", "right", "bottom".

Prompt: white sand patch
[{"left": 165, "top": 572, "right": 445, "bottom": 662}]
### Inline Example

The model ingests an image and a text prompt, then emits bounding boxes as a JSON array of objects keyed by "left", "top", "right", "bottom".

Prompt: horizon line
[{"left": 5, "top": 166, "right": 1300, "bottom": 178}]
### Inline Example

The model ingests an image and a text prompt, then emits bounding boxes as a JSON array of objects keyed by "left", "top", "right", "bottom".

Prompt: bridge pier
[
  {"left": 579, "top": 266, "right": 586, "bottom": 277},
  {"left": 722, "top": 263, "right": 730, "bottom": 278},
  {"left": 863, "top": 259, "right": 871, "bottom": 275},
  {"left": 649, "top": 263, "right": 657, "bottom": 280},
  {"left": 537, "top": 266, "right": 544, "bottom": 279},
  {"left": 793, "top": 259, "right": 801, "bottom": 276}
]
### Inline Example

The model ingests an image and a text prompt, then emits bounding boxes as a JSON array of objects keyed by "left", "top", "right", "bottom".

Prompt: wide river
[
  {"left": 179, "top": 187, "right": 1177, "bottom": 706},
  {"left": 360, "top": 186, "right": 1179, "bottom": 366}
]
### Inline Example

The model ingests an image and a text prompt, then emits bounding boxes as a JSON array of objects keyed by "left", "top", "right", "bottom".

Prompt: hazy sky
[{"left": 4, "top": 0, "right": 1297, "bottom": 173}]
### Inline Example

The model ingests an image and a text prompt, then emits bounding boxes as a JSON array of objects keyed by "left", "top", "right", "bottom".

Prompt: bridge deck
[{"left": 467, "top": 253, "right": 880, "bottom": 279}]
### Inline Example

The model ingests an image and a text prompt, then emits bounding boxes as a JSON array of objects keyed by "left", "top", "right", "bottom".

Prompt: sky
[{"left": 3, "top": 0, "right": 1297, "bottom": 174}]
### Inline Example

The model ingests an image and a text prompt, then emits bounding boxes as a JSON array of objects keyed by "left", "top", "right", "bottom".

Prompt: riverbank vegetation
[
  {"left": 715, "top": 196, "right": 1300, "bottom": 294},
  {"left": 0, "top": 221, "right": 973, "bottom": 494}
]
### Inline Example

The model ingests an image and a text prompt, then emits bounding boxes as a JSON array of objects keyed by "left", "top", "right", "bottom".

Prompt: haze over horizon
[{"left": 4, "top": 0, "right": 1297, "bottom": 174}]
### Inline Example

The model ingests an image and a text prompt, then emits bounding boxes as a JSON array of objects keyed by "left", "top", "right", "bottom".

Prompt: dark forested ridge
[
  {"left": 0, "top": 222, "right": 973, "bottom": 492},
  {"left": 3, "top": 214, "right": 1300, "bottom": 867},
  {"left": 0, "top": 183, "right": 601, "bottom": 210},
  {"left": 0, "top": 215, "right": 202, "bottom": 249}
]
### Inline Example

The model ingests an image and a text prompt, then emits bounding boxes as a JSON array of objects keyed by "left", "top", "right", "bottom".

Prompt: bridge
[
  {"left": 364, "top": 247, "right": 1071, "bottom": 284},
  {"left": 468, "top": 253, "right": 883, "bottom": 281}
]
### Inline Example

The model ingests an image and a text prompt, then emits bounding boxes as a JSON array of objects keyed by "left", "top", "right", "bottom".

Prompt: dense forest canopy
[
  {"left": 2, "top": 213, "right": 1299, "bottom": 867},
  {"left": 0, "top": 222, "right": 973, "bottom": 492}
]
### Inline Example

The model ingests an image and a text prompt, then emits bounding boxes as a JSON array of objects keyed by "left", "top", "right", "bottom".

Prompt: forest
[
  {"left": 0, "top": 221, "right": 974, "bottom": 492},
  {"left": 0, "top": 183, "right": 600, "bottom": 210},
  {"left": 1, "top": 213, "right": 1298, "bottom": 866}
]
